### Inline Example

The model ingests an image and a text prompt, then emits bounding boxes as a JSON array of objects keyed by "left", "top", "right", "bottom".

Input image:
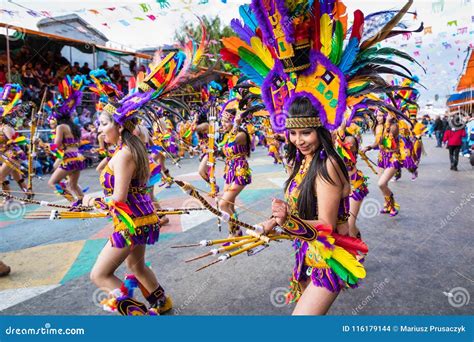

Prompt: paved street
[{"left": 0, "top": 136, "right": 473, "bottom": 315}]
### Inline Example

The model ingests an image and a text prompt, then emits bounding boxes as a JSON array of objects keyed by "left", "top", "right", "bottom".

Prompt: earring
[
  {"left": 296, "top": 149, "right": 301, "bottom": 162},
  {"left": 319, "top": 148, "right": 326, "bottom": 160}
]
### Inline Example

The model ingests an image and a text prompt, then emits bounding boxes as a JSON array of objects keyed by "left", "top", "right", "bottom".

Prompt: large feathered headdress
[
  {"left": 49, "top": 75, "right": 86, "bottom": 121},
  {"left": 222, "top": 0, "right": 423, "bottom": 133},
  {"left": 94, "top": 19, "right": 209, "bottom": 131}
]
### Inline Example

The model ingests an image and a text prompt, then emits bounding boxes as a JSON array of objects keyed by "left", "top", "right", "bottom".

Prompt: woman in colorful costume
[
  {"left": 0, "top": 84, "right": 31, "bottom": 202},
  {"left": 222, "top": 0, "right": 421, "bottom": 314},
  {"left": 262, "top": 117, "right": 283, "bottom": 164},
  {"left": 219, "top": 99, "right": 252, "bottom": 237},
  {"left": 335, "top": 120, "right": 368, "bottom": 238},
  {"left": 46, "top": 76, "right": 86, "bottom": 203},
  {"left": 84, "top": 41, "right": 202, "bottom": 314},
  {"left": 362, "top": 110, "right": 401, "bottom": 216}
]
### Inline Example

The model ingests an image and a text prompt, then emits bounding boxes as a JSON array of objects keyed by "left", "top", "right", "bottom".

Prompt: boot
[
  {"left": 100, "top": 276, "right": 149, "bottom": 316},
  {"left": 387, "top": 193, "right": 399, "bottom": 217},
  {"left": 0, "top": 261, "right": 11, "bottom": 277},
  {"left": 145, "top": 286, "right": 173, "bottom": 315},
  {"left": 129, "top": 274, "right": 173, "bottom": 315},
  {"left": 380, "top": 195, "right": 391, "bottom": 214},
  {"left": 54, "top": 181, "right": 75, "bottom": 202},
  {"left": 1, "top": 180, "right": 12, "bottom": 201},
  {"left": 17, "top": 178, "right": 34, "bottom": 200}
]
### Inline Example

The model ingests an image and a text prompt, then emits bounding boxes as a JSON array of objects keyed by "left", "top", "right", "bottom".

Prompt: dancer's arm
[{"left": 361, "top": 124, "right": 382, "bottom": 152}]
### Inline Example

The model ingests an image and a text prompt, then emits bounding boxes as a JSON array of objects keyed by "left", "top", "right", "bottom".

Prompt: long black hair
[
  {"left": 284, "top": 97, "right": 349, "bottom": 220},
  {"left": 121, "top": 125, "right": 150, "bottom": 184},
  {"left": 226, "top": 108, "right": 252, "bottom": 157},
  {"left": 58, "top": 117, "right": 81, "bottom": 140}
]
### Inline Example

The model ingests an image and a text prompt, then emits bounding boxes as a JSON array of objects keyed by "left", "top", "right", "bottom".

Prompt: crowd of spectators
[{"left": 0, "top": 44, "right": 129, "bottom": 103}]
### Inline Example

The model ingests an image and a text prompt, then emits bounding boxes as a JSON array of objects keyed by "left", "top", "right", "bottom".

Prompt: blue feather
[
  {"left": 339, "top": 38, "right": 360, "bottom": 74},
  {"left": 238, "top": 60, "right": 264, "bottom": 86},
  {"left": 230, "top": 18, "right": 254, "bottom": 45},
  {"left": 148, "top": 174, "right": 162, "bottom": 187},
  {"left": 239, "top": 4, "right": 258, "bottom": 32}
]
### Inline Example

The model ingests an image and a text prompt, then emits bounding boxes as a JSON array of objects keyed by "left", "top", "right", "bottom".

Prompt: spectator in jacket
[
  {"left": 443, "top": 116, "right": 466, "bottom": 171},
  {"left": 433, "top": 116, "right": 443, "bottom": 147}
]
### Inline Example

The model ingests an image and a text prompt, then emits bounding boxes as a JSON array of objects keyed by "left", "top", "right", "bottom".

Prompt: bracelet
[{"left": 280, "top": 214, "right": 319, "bottom": 241}]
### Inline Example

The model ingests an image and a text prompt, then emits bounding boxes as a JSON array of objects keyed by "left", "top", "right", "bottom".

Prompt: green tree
[{"left": 174, "top": 15, "right": 235, "bottom": 68}]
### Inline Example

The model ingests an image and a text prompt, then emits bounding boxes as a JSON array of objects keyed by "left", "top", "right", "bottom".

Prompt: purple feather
[
  {"left": 274, "top": 0, "right": 294, "bottom": 43},
  {"left": 250, "top": 0, "right": 275, "bottom": 46},
  {"left": 230, "top": 19, "right": 254, "bottom": 45}
]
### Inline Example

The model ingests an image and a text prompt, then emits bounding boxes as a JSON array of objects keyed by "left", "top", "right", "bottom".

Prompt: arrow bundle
[{"left": 172, "top": 229, "right": 292, "bottom": 272}]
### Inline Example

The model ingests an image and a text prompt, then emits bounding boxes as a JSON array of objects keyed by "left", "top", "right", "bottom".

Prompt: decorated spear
[{"left": 358, "top": 151, "right": 379, "bottom": 175}]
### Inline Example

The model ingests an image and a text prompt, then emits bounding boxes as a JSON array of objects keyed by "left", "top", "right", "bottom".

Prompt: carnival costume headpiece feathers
[
  {"left": 91, "top": 19, "right": 209, "bottom": 130},
  {"left": 222, "top": 0, "right": 423, "bottom": 133},
  {"left": 49, "top": 75, "right": 86, "bottom": 121},
  {"left": 0, "top": 83, "right": 23, "bottom": 117},
  {"left": 88, "top": 69, "right": 123, "bottom": 112}
]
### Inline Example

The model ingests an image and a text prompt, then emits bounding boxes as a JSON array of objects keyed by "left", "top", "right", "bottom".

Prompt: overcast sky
[{"left": 1, "top": 0, "right": 473, "bottom": 108}]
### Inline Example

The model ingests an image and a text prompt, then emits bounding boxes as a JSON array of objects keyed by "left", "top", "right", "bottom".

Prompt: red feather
[
  {"left": 316, "top": 223, "right": 333, "bottom": 236},
  {"left": 311, "top": 0, "right": 321, "bottom": 50},
  {"left": 220, "top": 48, "right": 240, "bottom": 67},
  {"left": 333, "top": 233, "right": 369, "bottom": 254},
  {"left": 350, "top": 10, "right": 364, "bottom": 41},
  {"left": 114, "top": 201, "right": 133, "bottom": 215}
]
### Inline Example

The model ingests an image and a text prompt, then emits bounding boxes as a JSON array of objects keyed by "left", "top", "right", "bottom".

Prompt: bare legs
[
  {"left": 90, "top": 241, "right": 160, "bottom": 297},
  {"left": 219, "top": 183, "right": 245, "bottom": 236},
  {"left": 293, "top": 281, "right": 339, "bottom": 315}
]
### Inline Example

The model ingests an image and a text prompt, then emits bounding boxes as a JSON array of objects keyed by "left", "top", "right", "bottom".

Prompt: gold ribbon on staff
[{"left": 358, "top": 151, "right": 379, "bottom": 175}]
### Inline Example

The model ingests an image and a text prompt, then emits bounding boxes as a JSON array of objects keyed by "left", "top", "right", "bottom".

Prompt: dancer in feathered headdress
[
  {"left": 392, "top": 77, "right": 425, "bottom": 180},
  {"left": 217, "top": 97, "right": 252, "bottom": 237},
  {"left": 45, "top": 75, "right": 87, "bottom": 203},
  {"left": 0, "top": 84, "right": 32, "bottom": 203},
  {"left": 223, "top": 0, "right": 421, "bottom": 314},
  {"left": 82, "top": 42, "right": 206, "bottom": 316}
]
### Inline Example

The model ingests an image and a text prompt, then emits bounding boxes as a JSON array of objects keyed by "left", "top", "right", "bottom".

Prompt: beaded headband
[{"left": 285, "top": 116, "right": 322, "bottom": 129}]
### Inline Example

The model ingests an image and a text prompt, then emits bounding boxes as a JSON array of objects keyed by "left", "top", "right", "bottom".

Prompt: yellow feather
[
  {"left": 320, "top": 13, "right": 333, "bottom": 57},
  {"left": 249, "top": 87, "right": 261, "bottom": 95},
  {"left": 250, "top": 36, "right": 274, "bottom": 70},
  {"left": 332, "top": 246, "right": 366, "bottom": 279},
  {"left": 347, "top": 80, "right": 368, "bottom": 89}
]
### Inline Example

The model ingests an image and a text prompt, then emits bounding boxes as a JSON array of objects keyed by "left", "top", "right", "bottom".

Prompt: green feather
[
  {"left": 238, "top": 46, "right": 270, "bottom": 77},
  {"left": 326, "top": 258, "right": 359, "bottom": 285},
  {"left": 347, "top": 82, "right": 370, "bottom": 96},
  {"left": 329, "top": 21, "right": 344, "bottom": 65}
]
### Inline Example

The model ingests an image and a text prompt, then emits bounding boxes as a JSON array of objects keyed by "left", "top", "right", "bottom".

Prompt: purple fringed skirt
[
  {"left": 350, "top": 170, "right": 369, "bottom": 202},
  {"left": 59, "top": 151, "right": 86, "bottom": 171},
  {"left": 402, "top": 156, "right": 418, "bottom": 171},
  {"left": 288, "top": 239, "right": 358, "bottom": 301},
  {"left": 2, "top": 146, "right": 26, "bottom": 161},
  {"left": 110, "top": 221, "right": 160, "bottom": 248},
  {"left": 224, "top": 158, "right": 251, "bottom": 186},
  {"left": 378, "top": 150, "right": 401, "bottom": 170}
]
